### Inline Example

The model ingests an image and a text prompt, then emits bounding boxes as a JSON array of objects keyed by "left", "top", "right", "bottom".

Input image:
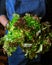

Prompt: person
[{"left": 0, "top": 0, "right": 46, "bottom": 65}]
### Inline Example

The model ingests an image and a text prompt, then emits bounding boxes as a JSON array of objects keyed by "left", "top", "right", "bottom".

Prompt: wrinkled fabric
[
  {"left": 6, "top": 0, "right": 46, "bottom": 20},
  {"left": 6, "top": 0, "right": 46, "bottom": 65},
  {"left": 8, "top": 46, "right": 28, "bottom": 65}
]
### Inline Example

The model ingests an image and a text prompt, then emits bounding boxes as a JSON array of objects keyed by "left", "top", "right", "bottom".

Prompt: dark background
[
  {"left": 42, "top": 0, "right": 52, "bottom": 22},
  {"left": 41, "top": 0, "right": 52, "bottom": 65}
]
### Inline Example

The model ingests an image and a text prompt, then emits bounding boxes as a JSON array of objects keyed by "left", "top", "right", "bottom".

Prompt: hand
[{"left": 0, "top": 15, "right": 8, "bottom": 27}]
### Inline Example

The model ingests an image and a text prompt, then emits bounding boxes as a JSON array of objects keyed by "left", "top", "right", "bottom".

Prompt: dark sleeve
[
  {"left": 0, "top": 0, "right": 6, "bottom": 15},
  {"left": 46, "top": 0, "right": 52, "bottom": 20},
  {"left": 41, "top": 0, "right": 52, "bottom": 23}
]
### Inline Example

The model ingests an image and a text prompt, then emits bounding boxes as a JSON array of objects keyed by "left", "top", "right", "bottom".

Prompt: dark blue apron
[{"left": 6, "top": 0, "right": 46, "bottom": 20}]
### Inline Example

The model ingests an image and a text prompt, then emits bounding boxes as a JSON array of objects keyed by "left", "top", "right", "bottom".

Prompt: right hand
[{"left": 0, "top": 15, "right": 8, "bottom": 27}]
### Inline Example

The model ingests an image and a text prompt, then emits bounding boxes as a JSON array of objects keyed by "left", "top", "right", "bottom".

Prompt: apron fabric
[{"left": 6, "top": 0, "right": 46, "bottom": 20}]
